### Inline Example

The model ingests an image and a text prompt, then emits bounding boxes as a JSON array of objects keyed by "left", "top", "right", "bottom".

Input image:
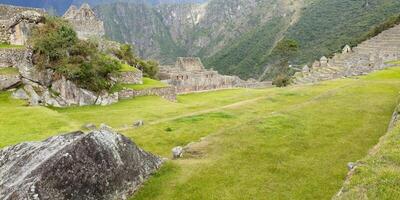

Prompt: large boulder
[
  {"left": 0, "top": 74, "right": 20, "bottom": 91},
  {"left": 0, "top": 126, "right": 163, "bottom": 200}
]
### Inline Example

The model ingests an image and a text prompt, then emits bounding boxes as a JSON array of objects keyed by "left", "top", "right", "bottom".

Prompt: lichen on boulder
[{"left": 0, "top": 126, "right": 163, "bottom": 200}]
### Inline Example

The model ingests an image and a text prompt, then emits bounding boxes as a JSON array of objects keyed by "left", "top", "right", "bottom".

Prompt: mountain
[
  {"left": 0, "top": 0, "right": 206, "bottom": 14},
  {"left": 96, "top": 0, "right": 298, "bottom": 65},
  {"left": 96, "top": 0, "right": 400, "bottom": 80}
]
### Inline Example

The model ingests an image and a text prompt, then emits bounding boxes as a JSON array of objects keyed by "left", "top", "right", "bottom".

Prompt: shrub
[
  {"left": 114, "top": 44, "right": 159, "bottom": 79},
  {"left": 29, "top": 16, "right": 121, "bottom": 93},
  {"left": 272, "top": 74, "right": 291, "bottom": 87}
]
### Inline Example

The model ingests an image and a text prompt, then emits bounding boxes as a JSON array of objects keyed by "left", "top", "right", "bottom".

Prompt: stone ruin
[
  {"left": 0, "top": 4, "right": 44, "bottom": 45},
  {"left": 293, "top": 23, "right": 400, "bottom": 84},
  {"left": 0, "top": 125, "right": 163, "bottom": 200},
  {"left": 63, "top": 4, "right": 105, "bottom": 40},
  {"left": 159, "top": 57, "right": 271, "bottom": 93}
]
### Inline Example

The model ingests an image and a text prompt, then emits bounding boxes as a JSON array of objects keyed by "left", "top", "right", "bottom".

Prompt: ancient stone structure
[
  {"left": 294, "top": 24, "right": 400, "bottom": 84},
  {"left": 118, "top": 86, "right": 177, "bottom": 102},
  {"left": 0, "top": 4, "right": 44, "bottom": 45},
  {"left": 63, "top": 4, "right": 105, "bottom": 40},
  {"left": 0, "top": 48, "right": 32, "bottom": 68},
  {"left": 0, "top": 125, "right": 163, "bottom": 200},
  {"left": 159, "top": 57, "right": 271, "bottom": 93},
  {"left": 119, "top": 70, "right": 143, "bottom": 84}
]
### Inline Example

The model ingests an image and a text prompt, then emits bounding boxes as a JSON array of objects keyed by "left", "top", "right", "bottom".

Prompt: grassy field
[
  {"left": 119, "top": 63, "right": 140, "bottom": 72},
  {"left": 0, "top": 67, "right": 19, "bottom": 75},
  {"left": 334, "top": 108, "right": 400, "bottom": 199},
  {"left": 1, "top": 67, "right": 400, "bottom": 199},
  {"left": 0, "top": 43, "right": 24, "bottom": 49}
]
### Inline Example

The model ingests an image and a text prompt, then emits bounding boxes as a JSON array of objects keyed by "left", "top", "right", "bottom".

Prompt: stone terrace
[
  {"left": 159, "top": 57, "right": 271, "bottom": 93},
  {"left": 294, "top": 24, "right": 400, "bottom": 84}
]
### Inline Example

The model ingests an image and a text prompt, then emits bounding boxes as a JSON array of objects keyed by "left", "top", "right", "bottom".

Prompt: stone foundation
[
  {"left": 118, "top": 86, "right": 177, "bottom": 102},
  {"left": 159, "top": 57, "right": 271, "bottom": 93},
  {"left": 0, "top": 48, "right": 31, "bottom": 68},
  {"left": 119, "top": 71, "right": 143, "bottom": 84},
  {"left": 294, "top": 24, "right": 400, "bottom": 84}
]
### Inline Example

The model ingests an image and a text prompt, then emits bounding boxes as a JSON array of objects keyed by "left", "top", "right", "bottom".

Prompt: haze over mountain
[{"left": 0, "top": 0, "right": 205, "bottom": 14}]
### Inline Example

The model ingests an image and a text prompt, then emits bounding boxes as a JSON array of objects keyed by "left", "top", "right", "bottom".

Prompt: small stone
[
  {"left": 12, "top": 88, "right": 29, "bottom": 100},
  {"left": 172, "top": 146, "right": 183, "bottom": 159},
  {"left": 99, "top": 123, "right": 114, "bottom": 132},
  {"left": 133, "top": 120, "right": 144, "bottom": 127},
  {"left": 347, "top": 162, "right": 356, "bottom": 170},
  {"left": 83, "top": 123, "right": 97, "bottom": 130}
]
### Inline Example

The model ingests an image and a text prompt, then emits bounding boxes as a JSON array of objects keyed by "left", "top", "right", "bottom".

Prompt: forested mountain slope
[{"left": 96, "top": 0, "right": 400, "bottom": 80}]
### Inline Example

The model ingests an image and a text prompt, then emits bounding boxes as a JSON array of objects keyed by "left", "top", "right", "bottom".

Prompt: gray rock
[
  {"left": 0, "top": 128, "right": 163, "bottom": 200},
  {"left": 347, "top": 162, "right": 356, "bottom": 170},
  {"left": 11, "top": 88, "right": 29, "bottom": 100},
  {"left": 133, "top": 120, "right": 145, "bottom": 127},
  {"left": 0, "top": 74, "right": 20, "bottom": 91},
  {"left": 172, "top": 146, "right": 183, "bottom": 159},
  {"left": 23, "top": 84, "right": 41, "bottom": 106}
]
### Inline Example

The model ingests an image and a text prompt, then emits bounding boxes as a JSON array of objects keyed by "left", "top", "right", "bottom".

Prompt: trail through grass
[{"left": 1, "top": 68, "right": 400, "bottom": 199}]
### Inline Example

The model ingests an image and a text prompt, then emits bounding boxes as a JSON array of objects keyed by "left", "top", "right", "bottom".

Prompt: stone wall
[
  {"left": 294, "top": 24, "right": 400, "bottom": 84},
  {"left": 175, "top": 57, "right": 204, "bottom": 71},
  {"left": 118, "top": 86, "right": 177, "bottom": 102},
  {"left": 160, "top": 57, "right": 271, "bottom": 93},
  {"left": 0, "top": 4, "right": 44, "bottom": 45},
  {"left": 119, "top": 71, "right": 143, "bottom": 84},
  {"left": 63, "top": 4, "right": 105, "bottom": 40},
  {"left": 0, "top": 48, "right": 31, "bottom": 68}
]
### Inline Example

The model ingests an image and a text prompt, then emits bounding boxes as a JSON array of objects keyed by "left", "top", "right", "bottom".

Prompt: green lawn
[
  {"left": 1, "top": 68, "right": 400, "bottom": 199},
  {"left": 334, "top": 109, "right": 400, "bottom": 199},
  {"left": 0, "top": 67, "right": 19, "bottom": 75},
  {"left": 122, "top": 77, "right": 169, "bottom": 90},
  {"left": 0, "top": 43, "right": 24, "bottom": 49},
  {"left": 120, "top": 63, "right": 140, "bottom": 72}
]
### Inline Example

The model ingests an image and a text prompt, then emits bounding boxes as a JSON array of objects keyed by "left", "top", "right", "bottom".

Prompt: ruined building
[
  {"left": 159, "top": 57, "right": 270, "bottom": 93},
  {"left": 294, "top": 23, "right": 400, "bottom": 84},
  {"left": 0, "top": 4, "right": 44, "bottom": 45},
  {"left": 63, "top": 4, "right": 105, "bottom": 39}
]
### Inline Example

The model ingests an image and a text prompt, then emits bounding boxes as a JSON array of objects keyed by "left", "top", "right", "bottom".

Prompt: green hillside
[
  {"left": 95, "top": 3, "right": 185, "bottom": 63},
  {"left": 2, "top": 65, "right": 400, "bottom": 199},
  {"left": 205, "top": 0, "right": 400, "bottom": 80},
  {"left": 96, "top": 0, "right": 400, "bottom": 80}
]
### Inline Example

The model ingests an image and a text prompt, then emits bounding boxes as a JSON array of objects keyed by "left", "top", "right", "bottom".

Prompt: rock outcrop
[
  {"left": 0, "top": 73, "right": 20, "bottom": 90},
  {"left": 0, "top": 4, "right": 45, "bottom": 45},
  {"left": 293, "top": 23, "right": 400, "bottom": 84},
  {"left": 0, "top": 125, "right": 163, "bottom": 200}
]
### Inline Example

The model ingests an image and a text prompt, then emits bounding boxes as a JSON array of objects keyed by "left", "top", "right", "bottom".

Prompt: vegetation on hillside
[
  {"left": 206, "top": 0, "right": 400, "bottom": 80},
  {"left": 95, "top": 3, "right": 185, "bottom": 64},
  {"left": 30, "top": 17, "right": 121, "bottom": 93},
  {"left": 283, "top": 0, "right": 400, "bottom": 65},
  {"left": 114, "top": 44, "right": 159, "bottom": 79},
  {"left": 204, "top": 17, "right": 289, "bottom": 79}
]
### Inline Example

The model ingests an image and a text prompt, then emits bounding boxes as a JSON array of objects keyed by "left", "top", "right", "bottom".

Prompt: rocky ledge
[{"left": 0, "top": 125, "right": 163, "bottom": 200}]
